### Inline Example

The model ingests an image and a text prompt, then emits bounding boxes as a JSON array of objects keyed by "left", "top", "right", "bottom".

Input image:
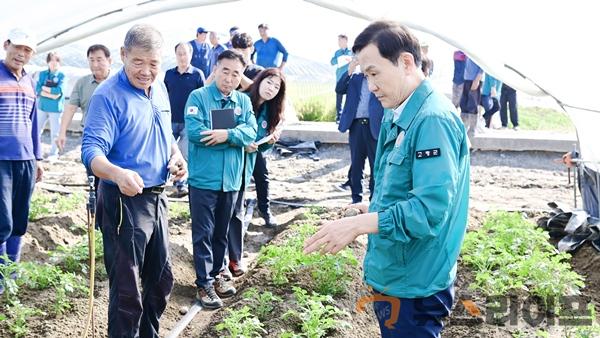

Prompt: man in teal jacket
[
  {"left": 185, "top": 50, "right": 257, "bottom": 309},
  {"left": 304, "top": 21, "right": 469, "bottom": 337}
]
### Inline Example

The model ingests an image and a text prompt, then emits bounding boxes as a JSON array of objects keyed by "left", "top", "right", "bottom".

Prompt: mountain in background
[{"left": 28, "top": 42, "right": 335, "bottom": 95}]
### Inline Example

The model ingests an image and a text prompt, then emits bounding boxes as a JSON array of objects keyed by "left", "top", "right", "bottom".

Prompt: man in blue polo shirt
[
  {"left": 190, "top": 26, "right": 211, "bottom": 78},
  {"left": 305, "top": 21, "right": 469, "bottom": 337},
  {"left": 253, "top": 23, "right": 288, "bottom": 70},
  {"left": 82, "top": 24, "right": 187, "bottom": 338},
  {"left": 0, "top": 28, "right": 44, "bottom": 291},
  {"left": 164, "top": 41, "right": 205, "bottom": 197}
]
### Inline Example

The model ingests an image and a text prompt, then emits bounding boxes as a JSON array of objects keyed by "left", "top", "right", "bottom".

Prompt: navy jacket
[{"left": 336, "top": 72, "right": 384, "bottom": 140}]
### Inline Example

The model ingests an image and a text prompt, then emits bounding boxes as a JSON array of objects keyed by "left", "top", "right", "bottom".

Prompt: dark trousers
[
  {"left": 172, "top": 122, "right": 185, "bottom": 141},
  {"left": 227, "top": 189, "right": 246, "bottom": 263},
  {"left": 253, "top": 151, "right": 270, "bottom": 213},
  {"left": 481, "top": 95, "right": 500, "bottom": 127},
  {"left": 189, "top": 187, "right": 238, "bottom": 288},
  {"left": 349, "top": 119, "right": 376, "bottom": 203},
  {"left": 373, "top": 285, "right": 454, "bottom": 338},
  {"left": 0, "top": 160, "right": 35, "bottom": 242},
  {"left": 581, "top": 168, "right": 600, "bottom": 218},
  {"left": 98, "top": 182, "right": 173, "bottom": 338},
  {"left": 336, "top": 93, "right": 345, "bottom": 120},
  {"left": 459, "top": 80, "right": 481, "bottom": 115},
  {"left": 500, "top": 86, "right": 518, "bottom": 127}
]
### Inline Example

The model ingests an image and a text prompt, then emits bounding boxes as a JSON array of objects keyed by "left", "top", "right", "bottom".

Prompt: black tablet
[{"left": 210, "top": 108, "right": 236, "bottom": 129}]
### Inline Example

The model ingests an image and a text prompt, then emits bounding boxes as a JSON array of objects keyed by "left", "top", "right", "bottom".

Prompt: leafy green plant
[
  {"left": 2, "top": 300, "right": 46, "bottom": 338},
  {"left": 295, "top": 97, "right": 336, "bottom": 122},
  {"left": 55, "top": 192, "right": 85, "bottom": 213},
  {"left": 28, "top": 194, "right": 53, "bottom": 220},
  {"left": 215, "top": 305, "right": 267, "bottom": 338},
  {"left": 282, "top": 287, "right": 350, "bottom": 338},
  {"left": 50, "top": 229, "right": 104, "bottom": 275},
  {"left": 461, "top": 212, "right": 585, "bottom": 308},
  {"left": 258, "top": 221, "right": 358, "bottom": 296},
  {"left": 169, "top": 202, "right": 190, "bottom": 220},
  {"left": 243, "top": 287, "right": 283, "bottom": 321},
  {"left": 28, "top": 192, "right": 85, "bottom": 221}
]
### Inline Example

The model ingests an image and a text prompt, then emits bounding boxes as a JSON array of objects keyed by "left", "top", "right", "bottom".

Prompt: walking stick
[{"left": 83, "top": 176, "right": 96, "bottom": 338}]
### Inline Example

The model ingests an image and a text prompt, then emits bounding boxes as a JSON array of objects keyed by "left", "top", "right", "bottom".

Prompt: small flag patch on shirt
[
  {"left": 416, "top": 148, "right": 441, "bottom": 159},
  {"left": 187, "top": 106, "right": 198, "bottom": 115}
]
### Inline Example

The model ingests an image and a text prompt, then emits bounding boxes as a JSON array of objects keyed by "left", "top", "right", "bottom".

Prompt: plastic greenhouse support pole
[{"left": 83, "top": 176, "right": 96, "bottom": 338}]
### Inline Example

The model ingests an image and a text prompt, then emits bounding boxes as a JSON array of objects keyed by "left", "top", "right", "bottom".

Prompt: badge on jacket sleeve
[
  {"left": 416, "top": 148, "right": 441, "bottom": 159},
  {"left": 261, "top": 121, "right": 268, "bottom": 129},
  {"left": 234, "top": 107, "right": 242, "bottom": 116},
  {"left": 187, "top": 106, "right": 198, "bottom": 115}
]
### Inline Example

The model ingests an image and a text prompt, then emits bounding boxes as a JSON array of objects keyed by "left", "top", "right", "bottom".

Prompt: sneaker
[
  {"left": 46, "top": 154, "right": 59, "bottom": 163},
  {"left": 197, "top": 286, "right": 223, "bottom": 309},
  {"left": 259, "top": 209, "right": 279, "bottom": 228},
  {"left": 513, "top": 126, "right": 520, "bottom": 131},
  {"left": 334, "top": 182, "right": 351, "bottom": 192},
  {"left": 214, "top": 276, "right": 236, "bottom": 298},
  {"left": 229, "top": 260, "right": 247, "bottom": 277}
]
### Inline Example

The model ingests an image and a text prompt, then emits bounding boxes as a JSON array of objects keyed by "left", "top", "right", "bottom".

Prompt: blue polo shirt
[
  {"left": 0, "top": 61, "right": 41, "bottom": 161},
  {"left": 164, "top": 65, "right": 205, "bottom": 123},
  {"left": 81, "top": 68, "right": 174, "bottom": 187},
  {"left": 463, "top": 58, "right": 483, "bottom": 81},
  {"left": 253, "top": 37, "right": 288, "bottom": 68}
]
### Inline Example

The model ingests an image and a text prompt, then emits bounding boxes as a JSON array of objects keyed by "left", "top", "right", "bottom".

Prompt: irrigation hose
[{"left": 82, "top": 176, "right": 96, "bottom": 338}]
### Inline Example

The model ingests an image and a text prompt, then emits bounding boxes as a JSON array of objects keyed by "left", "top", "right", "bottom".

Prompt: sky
[
  {"left": 0, "top": 0, "right": 451, "bottom": 64},
  {"left": 0, "top": 0, "right": 576, "bottom": 109}
]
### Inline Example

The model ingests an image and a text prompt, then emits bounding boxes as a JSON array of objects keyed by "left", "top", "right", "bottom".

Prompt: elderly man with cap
[
  {"left": 0, "top": 28, "right": 43, "bottom": 289},
  {"left": 190, "top": 26, "right": 211, "bottom": 78},
  {"left": 253, "top": 23, "right": 289, "bottom": 70},
  {"left": 82, "top": 24, "right": 187, "bottom": 337}
]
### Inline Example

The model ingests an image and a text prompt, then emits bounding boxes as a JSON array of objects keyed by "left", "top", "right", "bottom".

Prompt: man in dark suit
[{"left": 336, "top": 58, "right": 384, "bottom": 203}]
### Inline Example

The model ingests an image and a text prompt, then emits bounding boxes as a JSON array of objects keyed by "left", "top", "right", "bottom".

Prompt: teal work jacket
[
  {"left": 366, "top": 80, "right": 470, "bottom": 298},
  {"left": 185, "top": 83, "right": 257, "bottom": 191}
]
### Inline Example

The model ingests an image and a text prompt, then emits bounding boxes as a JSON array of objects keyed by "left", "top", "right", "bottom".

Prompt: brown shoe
[
  {"left": 196, "top": 286, "right": 223, "bottom": 309},
  {"left": 229, "top": 260, "right": 247, "bottom": 277},
  {"left": 214, "top": 276, "right": 236, "bottom": 298}
]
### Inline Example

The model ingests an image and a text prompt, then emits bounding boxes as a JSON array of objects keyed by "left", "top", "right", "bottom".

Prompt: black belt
[
  {"left": 141, "top": 185, "right": 165, "bottom": 194},
  {"left": 354, "top": 118, "right": 369, "bottom": 125}
]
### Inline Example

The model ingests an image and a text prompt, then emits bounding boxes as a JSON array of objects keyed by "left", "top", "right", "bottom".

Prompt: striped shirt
[{"left": 0, "top": 61, "right": 41, "bottom": 161}]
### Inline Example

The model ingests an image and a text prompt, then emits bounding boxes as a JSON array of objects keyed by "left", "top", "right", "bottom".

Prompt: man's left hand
[
  {"left": 36, "top": 163, "right": 44, "bottom": 183},
  {"left": 200, "top": 130, "right": 228, "bottom": 146},
  {"left": 168, "top": 151, "right": 188, "bottom": 181}
]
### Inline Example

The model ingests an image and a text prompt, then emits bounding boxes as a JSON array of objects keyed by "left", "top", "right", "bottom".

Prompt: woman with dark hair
[{"left": 227, "top": 67, "right": 286, "bottom": 276}]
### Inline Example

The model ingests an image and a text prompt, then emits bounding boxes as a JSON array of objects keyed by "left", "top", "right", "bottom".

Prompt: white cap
[{"left": 7, "top": 28, "right": 37, "bottom": 52}]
